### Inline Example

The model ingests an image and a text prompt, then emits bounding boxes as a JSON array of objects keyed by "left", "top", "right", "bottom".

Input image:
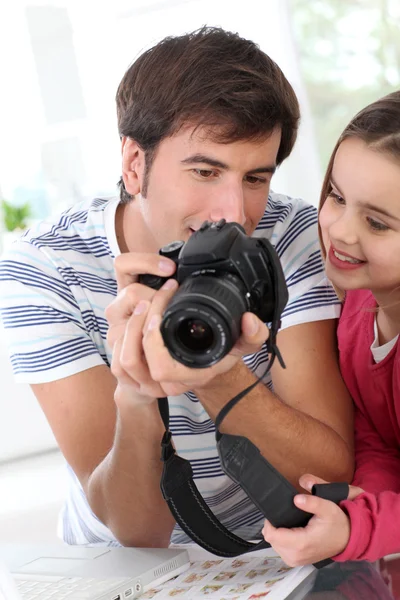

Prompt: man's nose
[{"left": 209, "top": 184, "right": 246, "bottom": 226}]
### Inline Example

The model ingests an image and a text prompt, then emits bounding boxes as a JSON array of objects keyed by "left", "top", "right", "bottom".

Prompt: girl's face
[{"left": 319, "top": 137, "right": 400, "bottom": 304}]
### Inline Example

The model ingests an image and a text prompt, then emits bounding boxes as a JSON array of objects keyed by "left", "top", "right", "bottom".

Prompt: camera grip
[
  {"left": 138, "top": 240, "right": 183, "bottom": 290},
  {"left": 138, "top": 273, "right": 168, "bottom": 290}
]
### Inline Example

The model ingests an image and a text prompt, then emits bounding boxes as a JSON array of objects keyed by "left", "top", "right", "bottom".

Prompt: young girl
[{"left": 263, "top": 90, "right": 400, "bottom": 565}]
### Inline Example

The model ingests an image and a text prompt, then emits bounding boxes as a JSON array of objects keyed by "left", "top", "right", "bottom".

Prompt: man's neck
[{"left": 115, "top": 200, "right": 157, "bottom": 254}]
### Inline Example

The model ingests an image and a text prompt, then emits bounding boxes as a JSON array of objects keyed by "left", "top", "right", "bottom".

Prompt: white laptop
[{"left": 0, "top": 544, "right": 190, "bottom": 600}]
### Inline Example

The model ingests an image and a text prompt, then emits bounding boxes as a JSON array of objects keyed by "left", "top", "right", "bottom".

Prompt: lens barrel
[{"left": 160, "top": 273, "right": 249, "bottom": 368}]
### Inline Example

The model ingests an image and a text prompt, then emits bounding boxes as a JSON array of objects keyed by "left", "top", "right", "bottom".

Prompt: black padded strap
[
  {"left": 160, "top": 451, "right": 269, "bottom": 557},
  {"left": 156, "top": 398, "right": 349, "bottom": 564},
  {"left": 157, "top": 397, "right": 269, "bottom": 556}
]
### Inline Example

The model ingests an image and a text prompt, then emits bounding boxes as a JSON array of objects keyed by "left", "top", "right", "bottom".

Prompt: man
[{"left": 0, "top": 27, "right": 353, "bottom": 548}]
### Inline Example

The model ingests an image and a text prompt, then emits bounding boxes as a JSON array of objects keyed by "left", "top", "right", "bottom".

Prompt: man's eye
[
  {"left": 193, "top": 169, "right": 215, "bottom": 178},
  {"left": 366, "top": 217, "right": 389, "bottom": 232},
  {"left": 328, "top": 191, "right": 345, "bottom": 205},
  {"left": 245, "top": 175, "right": 266, "bottom": 185}
]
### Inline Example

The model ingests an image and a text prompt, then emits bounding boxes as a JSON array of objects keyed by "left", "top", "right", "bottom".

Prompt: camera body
[{"left": 139, "top": 219, "right": 288, "bottom": 368}]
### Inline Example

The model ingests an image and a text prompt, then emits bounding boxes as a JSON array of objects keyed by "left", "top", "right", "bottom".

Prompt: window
[{"left": 290, "top": 0, "right": 400, "bottom": 169}]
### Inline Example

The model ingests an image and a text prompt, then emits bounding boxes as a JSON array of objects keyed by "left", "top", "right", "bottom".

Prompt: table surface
[
  {"left": 299, "top": 558, "right": 398, "bottom": 600},
  {"left": 176, "top": 544, "right": 398, "bottom": 600},
  {"left": 1, "top": 544, "right": 398, "bottom": 600}
]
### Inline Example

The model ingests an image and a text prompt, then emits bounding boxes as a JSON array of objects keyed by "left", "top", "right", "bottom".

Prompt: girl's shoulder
[
  {"left": 337, "top": 290, "right": 375, "bottom": 354},
  {"left": 340, "top": 289, "right": 376, "bottom": 321}
]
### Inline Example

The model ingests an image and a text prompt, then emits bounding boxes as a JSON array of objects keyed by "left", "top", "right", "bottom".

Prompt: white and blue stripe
[{"left": 0, "top": 193, "right": 340, "bottom": 545}]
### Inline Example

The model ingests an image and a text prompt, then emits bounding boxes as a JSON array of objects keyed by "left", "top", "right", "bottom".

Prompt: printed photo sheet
[{"left": 141, "top": 548, "right": 314, "bottom": 600}]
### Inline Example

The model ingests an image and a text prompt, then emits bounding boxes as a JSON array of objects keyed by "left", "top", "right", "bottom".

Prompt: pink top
[{"left": 333, "top": 289, "right": 400, "bottom": 561}]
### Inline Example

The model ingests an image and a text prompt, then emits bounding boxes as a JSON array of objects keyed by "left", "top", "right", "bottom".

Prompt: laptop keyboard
[{"left": 13, "top": 572, "right": 131, "bottom": 600}]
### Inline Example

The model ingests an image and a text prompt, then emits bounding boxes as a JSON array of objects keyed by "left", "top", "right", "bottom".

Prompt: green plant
[{"left": 1, "top": 199, "right": 31, "bottom": 232}]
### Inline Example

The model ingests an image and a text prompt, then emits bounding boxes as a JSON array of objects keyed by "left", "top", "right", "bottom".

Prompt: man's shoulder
[
  {"left": 255, "top": 192, "right": 317, "bottom": 240},
  {"left": 13, "top": 197, "right": 114, "bottom": 258},
  {"left": 254, "top": 192, "right": 319, "bottom": 265},
  {"left": 24, "top": 196, "right": 111, "bottom": 240},
  {"left": 0, "top": 197, "right": 117, "bottom": 281}
]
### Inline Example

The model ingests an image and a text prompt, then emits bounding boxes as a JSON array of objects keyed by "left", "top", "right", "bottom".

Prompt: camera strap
[
  {"left": 157, "top": 394, "right": 269, "bottom": 556},
  {"left": 156, "top": 237, "right": 348, "bottom": 562},
  {"left": 158, "top": 390, "right": 348, "bottom": 565},
  {"left": 157, "top": 337, "right": 348, "bottom": 563},
  {"left": 157, "top": 323, "right": 283, "bottom": 556}
]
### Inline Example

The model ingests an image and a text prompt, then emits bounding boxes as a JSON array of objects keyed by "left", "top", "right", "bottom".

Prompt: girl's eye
[
  {"left": 328, "top": 191, "right": 345, "bottom": 205},
  {"left": 366, "top": 217, "right": 389, "bottom": 232}
]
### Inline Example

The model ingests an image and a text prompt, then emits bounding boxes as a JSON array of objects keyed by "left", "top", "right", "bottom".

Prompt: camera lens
[
  {"left": 176, "top": 318, "right": 214, "bottom": 352},
  {"left": 160, "top": 273, "right": 249, "bottom": 368}
]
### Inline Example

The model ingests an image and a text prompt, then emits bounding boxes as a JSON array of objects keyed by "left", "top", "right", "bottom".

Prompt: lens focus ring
[{"left": 160, "top": 273, "right": 248, "bottom": 368}]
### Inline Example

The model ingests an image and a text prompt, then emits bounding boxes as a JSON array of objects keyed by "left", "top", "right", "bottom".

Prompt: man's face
[{"left": 121, "top": 125, "right": 281, "bottom": 252}]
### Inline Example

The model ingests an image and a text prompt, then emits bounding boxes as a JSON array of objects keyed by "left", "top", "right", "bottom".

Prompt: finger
[
  {"left": 262, "top": 519, "right": 311, "bottom": 549},
  {"left": 107, "top": 322, "right": 127, "bottom": 349},
  {"left": 105, "top": 283, "right": 155, "bottom": 327},
  {"left": 114, "top": 252, "right": 176, "bottom": 291},
  {"left": 294, "top": 493, "right": 338, "bottom": 518},
  {"left": 110, "top": 336, "right": 140, "bottom": 390},
  {"left": 348, "top": 485, "right": 364, "bottom": 500},
  {"left": 299, "top": 474, "right": 329, "bottom": 493},
  {"left": 142, "top": 278, "right": 179, "bottom": 332},
  {"left": 119, "top": 300, "right": 154, "bottom": 386},
  {"left": 143, "top": 314, "right": 210, "bottom": 388},
  {"left": 262, "top": 522, "right": 303, "bottom": 547},
  {"left": 142, "top": 314, "right": 178, "bottom": 380},
  {"left": 231, "top": 313, "right": 269, "bottom": 356},
  {"left": 262, "top": 519, "right": 276, "bottom": 539}
]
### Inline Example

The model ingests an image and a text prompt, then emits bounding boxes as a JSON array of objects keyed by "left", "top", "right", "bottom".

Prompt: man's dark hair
[{"left": 116, "top": 26, "right": 300, "bottom": 201}]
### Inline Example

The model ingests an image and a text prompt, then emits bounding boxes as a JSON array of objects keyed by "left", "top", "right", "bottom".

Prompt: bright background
[{"left": 0, "top": 0, "right": 398, "bottom": 543}]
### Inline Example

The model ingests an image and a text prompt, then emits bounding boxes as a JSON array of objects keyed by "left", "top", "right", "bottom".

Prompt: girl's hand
[{"left": 262, "top": 474, "right": 364, "bottom": 567}]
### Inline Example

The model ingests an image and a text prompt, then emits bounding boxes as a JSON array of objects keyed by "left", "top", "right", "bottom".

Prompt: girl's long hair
[{"left": 318, "top": 91, "right": 400, "bottom": 299}]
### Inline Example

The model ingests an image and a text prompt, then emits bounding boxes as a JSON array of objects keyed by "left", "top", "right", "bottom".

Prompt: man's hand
[
  {"left": 106, "top": 252, "right": 270, "bottom": 402},
  {"left": 262, "top": 474, "right": 364, "bottom": 566},
  {"left": 106, "top": 252, "right": 176, "bottom": 404},
  {"left": 141, "top": 301, "right": 269, "bottom": 397}
]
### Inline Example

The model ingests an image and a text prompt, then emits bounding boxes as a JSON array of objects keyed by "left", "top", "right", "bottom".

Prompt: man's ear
[{"left": 121, "top": 137, "right": 146, "bottom": 196}]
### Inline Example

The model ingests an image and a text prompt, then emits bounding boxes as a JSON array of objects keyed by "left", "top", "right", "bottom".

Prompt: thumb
[
  {"left": 299, "top": 473, "right": 330, "bottom": 493},
  {"left": 294, "top": 493, "right": 334, "bottom": 519},
  {"left": 232, "top": 313, "right": 269, "bottom": 356}
]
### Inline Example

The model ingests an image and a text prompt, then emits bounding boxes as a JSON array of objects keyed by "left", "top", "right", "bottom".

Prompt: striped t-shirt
[{"left": 0, "top": 194, "right": 340, "bottom": 546}]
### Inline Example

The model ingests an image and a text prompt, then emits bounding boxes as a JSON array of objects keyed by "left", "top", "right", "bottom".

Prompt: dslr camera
[{"left": 139, "top": 219, "right": 288, "bottom": 368}]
